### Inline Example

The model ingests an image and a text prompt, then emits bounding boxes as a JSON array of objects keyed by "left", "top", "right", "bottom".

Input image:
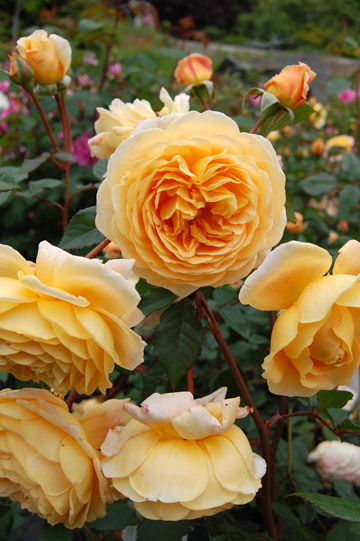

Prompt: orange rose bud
[
  {"left": 264, "top": 62, "right": 316, "bottom": 110},
  {"left": 311, "top": 137, "right": 325, "bottom": 156},
  {"left": 286, "top": 212, "right": 305, "bottom": 234},
  {"left": 338, "top": 220, "right": 349, "bottom": 233},
  {"left": 174, "top": 53, "right": 213, "bottom": 87},
  {"left": 328, "top": 231, "right": 339, "bottom": 244}
]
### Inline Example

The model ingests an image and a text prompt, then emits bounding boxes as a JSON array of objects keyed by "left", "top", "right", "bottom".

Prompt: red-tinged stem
[
  {"left": 68, "top": 185, "right": 96, "bottom": 204},
  {"left": 187, "top": 367, "right": 194, "bottom": 394},
  {"left": 85, "top": 238, "right": 111, "bottom": 259},
  {"left": 270, "top": 396, "right": 288, "bottom": 502},
  {"left": 201, "top": 99, "right": 211, "bottom": 110},
  {"left": 135, "top": 365, "right": 167, "bottom": 382},
  {"left": 56, "top": 93, "right": 74, "bottom": 154},
  {"left": 196, "top": 291, "right": 278, "bottom": 541},
  {"left": 31, "top": 92, "right": 60, "bottom": 153},
  {"left": 83, "top": 524, "right": 100, "bottom": 541},
  {"left": 11, "top": 192, "right": 64, "bottom": 211},
  {"left": 104, "top": 374, "right": 127, "bottom": 401},
  {"left": 267, "top": 411, "right": 360, "bottom": 437},
  {"left": 249, "top": 115, "right": 266, "bottom": 134},
  {"left": 66, "top": 389, "right": 77, "bottom": 410}
]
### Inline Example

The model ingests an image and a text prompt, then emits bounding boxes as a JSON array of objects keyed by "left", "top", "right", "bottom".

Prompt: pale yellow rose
[
  {"left": 309, "top": 102, "right": 328, "bottom": 129},
  {"left": 96, "top": 111, "right": 287, "bottom": 297},
  {"left": 240, "top": 240, "right": 360, "bottom": 396},
  {"left": 0, "top": 241, "right": 145, "bottom": 394},
  {"left": 264, "top": 62, "right": 316, "bottom": 110},
  {"left": 15, "top": 30, "right": 71, "bottom": 86},
  {"left": 88, "top": 87, "right": 190, "bottom": 159},
  {"left": 174, "top": 53, "right": 213, "bottom": 87},
  {"left": 325, "top": 135, "right": 354, "bottom": 154},
  {"left": 0, "top": 388, "right": 122, "bottom": 528},
  {"left": 308, "top": 440, "right": 360, "bottom": 487},
  {"left": 101, "top": 388, "right": 265, "bottom": 520}
]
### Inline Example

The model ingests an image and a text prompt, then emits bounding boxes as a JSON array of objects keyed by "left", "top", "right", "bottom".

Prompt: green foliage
[
  {"left": 59, "top": 207, "right": 105, "bottom": 250},
  {"left": 94, "top": 500, "right": 138, "bottom": 531},
  {"left": 293, "top": 493, "right": 360, "bottom": 522},
  {"left": 300, "top": 173, "right": 337, "bottom": 196},
  {"left": 138, "top": 287, "right": 177, "bottom": 317}
]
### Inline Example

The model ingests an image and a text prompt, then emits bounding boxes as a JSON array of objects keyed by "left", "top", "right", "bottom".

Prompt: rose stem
[
  {"left": 66, "top": 388, "right": 77, "bottom": 409},
  {"left": 56, "top": 93, "right": 74, "bottom": 232},
  {"left": 31, "top": 91, "right": 60, "bottom": 153},
  {"left": 187, "top": 367, "right": 194, "bottom": 394},
  {"left": 270, "top": 395, "right": 288, "bottom": 502},
  {"left": 249, "top": 115, "right": 267, "bottom": 134},
  {"left": 196, "top": 291, "right": 278, "bottom": 541},
  {"left": 85, "top": 238, "right": 111, "bottom": 259}
]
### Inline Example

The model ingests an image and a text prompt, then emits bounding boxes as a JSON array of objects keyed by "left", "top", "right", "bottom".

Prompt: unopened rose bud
[
  {"left": 103, "top": 241, "right": 121, "bottom": 259},
  {"left": 328, "top": 231, "right": 339, "bottom": 244},
  {"left": 174, "top": 53, "right": 212, "bottom": 87},
  {"left": 308, "top": 440, "right": 360, "bottom": 487},
  {"left": 286, "top": 212, "right": 306, "bottom": 234},
  {"left": 338, "top": 220, "right": 349, "bottom": 233},
  {"left": 264, "top": 62, "right": 316, "bottom": 110},
  {"left": 9, "top": 54, "right": 34, "bottom": 92},
  {"left": 266, "top": 130, "right": 280, "bottom": 143},
  {"left": 311, "top": 137, "right": 325, "bottom": 156}
]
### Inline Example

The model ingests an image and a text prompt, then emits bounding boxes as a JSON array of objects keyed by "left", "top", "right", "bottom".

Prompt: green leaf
[
  {"left": 59, "top": 206, "right": 105, "bottom": 250},
  {"left": 317, "top": 389, "right": 353, "bottom": 411},
  {"left": 326, "top": 524, "right": 360, "bottom": 541},
  {"left": 327, "top": 78, "right": 351, "bottom": 95},
  {"left": 138, "top": 287, "right": 177, "bottom": 317},
  {"left": 29, "top": 178, "right": 62, "bottom": 194},
  {"left": 334, "top": 479, "right": 360, "bottom": 502},
  {"left": 0, "top": 166, "right": 28, "bottom": 183},
  {"left": 92, "top": 159, "right": 108, "bottom": 180},
  {"left": 39, "top": 524, "right": 73, "bottom": 541},
  {"left": 220, "top": 304, "right": 251, "bottom": 339},
  {"left": 0, "top": 170, "right": 20, "bottom": 192},
  {"left": 286, "top": 202, "right": 297, "bottom": 223},
  {"left": 53, "top": 151, "right": 75, "bottom": 162},
  {"left": 136, "top": 278, "right": 152, "bottom": 296},
  {"left": 153, "top": 298, "right": 204, "bottom": 388},
  {"left": 292, "top": 103, "right": 314, "bottom": 124},
  {"left": 293, "top": 524, "right": 323, "bottom": 541},
  {"left": 19, "top": 152, "right": 50, "bottom": 174},
  {"left": 95, "top": 500, "right": 138, "bottom": 531},
  {"left": 300, "top": 173, "right": 337, "bottom": 196},
  {"left": 138, "top": 520, "right": 188, "bottom": 541},
  {"left": 78, "top": 18, "right": 104, "bottom": 32},
  {"left": 0, "top": 504, "right": 13, "bottom": 541},
  {"left": 272, "top": 502, "right": 300, "bottom": 525},
  {"left": 338, "top": 185, "right": 360, "bottom": 219},
  {"left": 341, "top": 153, "right": 360, "bottom": 180},
  {"left": 341, "top": 418, "right": 360, "bottom": 432},
  {"left": 293, "top": 493, "right": 360, "bottom": 522}
]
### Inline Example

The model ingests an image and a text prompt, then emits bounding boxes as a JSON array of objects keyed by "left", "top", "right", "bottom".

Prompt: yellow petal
[
  {"left": 0, "top": 278, "right": 38, "bottom": 303},
  {"left": 333, "top": 240, "right": 360, "bottom": 275},
  {"left": 20, "top": 417, "right": 65, "bottom": 462},
  {"left": 19, "top": 274, "right": 89, "bottom": 307},
  {"left": 124, "top": 392, "right": 196, "bottom": 427},
  {"left": 59, "top": 435, "right": 93, "bottom": 503},
  {"left": 112, "top": 476, "right": 146, "bottom": 502},
  {"left": 0, "top": 303, "right": 55, "bottom": 341},
  {"left": 134, "top": 500, "right": 190, "bottom": 521},
  {"left": 79, "top": 399, "right": 128, "bottom": 449},
  {"left": 240, "top": 241, "right": 332, "bottom": 310},
  {"left": 0, "top": 244, "right": 34, "bottom": 279}
]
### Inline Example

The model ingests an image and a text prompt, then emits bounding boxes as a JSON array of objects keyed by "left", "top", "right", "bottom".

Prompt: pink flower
[
  {"left": 73, "top": 130, "right": 98, "bottom": 167},
  {"left": 109, "top": 62, "right": 122, "bottom": 78},
  {"left": 0, "top": 81, "right": 10, "bottom": 93},
  {"left": 78, "top": 74, "right": 92, "bottom": 88},
  {"left": 83, "top": 53, "right": 98, "bottom": 66},
  {"left": 337, "top": 88, "right": 356, "bottom": 104},
  {"left": 0, "top": 122, "right": 7, "bottom": 135},
  {"left": 248, "top": 95, "right": 261, "bottom": 107}
]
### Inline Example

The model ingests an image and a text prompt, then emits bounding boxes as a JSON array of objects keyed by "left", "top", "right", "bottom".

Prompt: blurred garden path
[{"left": 182, "top": 41, "right": 359, "bottom": 100}]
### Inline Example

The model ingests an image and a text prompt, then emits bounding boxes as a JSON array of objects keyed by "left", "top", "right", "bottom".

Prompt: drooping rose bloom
[
  {"left": 174, "top": 53, "right": 213, "bottom": 87},
  {"left": 14, "top": 30, "right": 71, "bottom": 86},
  {"left": 308, "top": 440, "right": 360, "bottom": 487},
  {"left": 96, "top": 111, "right": 286, "bottom": 297},
  {"left": 0, "top": 241, "right": 145, "bottom": 394},
  {"left": 0, "top": 388, "right": 121, "bottom": 528},
  {"left": 264, "top": 62, "right": 316, "bottom": 110},
  {"left": 88, "top": 87, "right": 189, "bottom": 159},
  {"left": 101, "top": 388, "right": 266, "bottom": 520},
  {"left": 240, "top": 240, "right": 360, "bottom": 396}
]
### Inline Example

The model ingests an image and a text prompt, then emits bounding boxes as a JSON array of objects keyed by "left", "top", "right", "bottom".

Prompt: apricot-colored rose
[
  {"left": 96, "top": 111, "right": 286, "bottom": 297},
  {"left": 101, "top": 388, "right": 266, "bottom": 520},
  {"left": 240, "top": 240, "right": 360, "bottom": 396},
  {"left": 174, "top": 53, "right": 213, "bottom": 87},
  {"left": 15, "top": 30, "right": 71, "bottom": 86},
  {"left": 0, "top": 388, "right": 118, "bottom": 528},
  {"left": 0, "top": 241, "right": 145, "bottom": 394},
  {"left": 264, "top": 62, "right": 316, "bottom": 110},
  {"left": 308, "top": 441, "right": 360, "bottom": 487},
  {"left": 88, "top": 87, "right": 189, "bottom": 159},
  {"left": 286, "top": 212, "right": 306, "bottom": 234}
]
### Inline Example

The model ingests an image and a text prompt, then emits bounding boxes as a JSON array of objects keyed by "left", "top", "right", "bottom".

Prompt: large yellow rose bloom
[
  {"left": 96, "top": 111, "right": 286, "bottom": 297},
  {"left": 240, "top": 240, "right": 360, "bottom": 396},
  {"left": 0, "top": 388, "right": 118, "bottom": 528},
  {"left": 0, "top": 241, "right": 145, "bottom": 394},
  {"left": 15, "top": 30, "right": 71, "bottom": 86},
  {"left": 101, "top": 388, "right": 266, "bottom": 520}
]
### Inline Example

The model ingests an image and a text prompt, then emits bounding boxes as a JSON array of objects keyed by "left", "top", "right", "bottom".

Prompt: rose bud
[
  {"left": 174, "top": 53, "right": 213, "bottom": 87},
  {"left": 264, "top": 62, "right": 316, "bottom": 110},
  {"left": 286, "top": 212, "right": 306, "bottom": 234},
  {"left": 308, "top": 440, "right": 360, "bottom": 487}
]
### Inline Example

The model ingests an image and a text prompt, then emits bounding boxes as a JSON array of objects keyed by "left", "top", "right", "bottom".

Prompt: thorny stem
[
  {"left": 31, "top": 92, "right": 60, "bottom": 153},
  {"left": 196, "top": 291, "right": 278, "bottom": 541},
  {"left": 85, "top": 238, "right": 111, "bottom": 259},
  {"left": 66, "top": 389, "right": 78, "bottom": 410}
]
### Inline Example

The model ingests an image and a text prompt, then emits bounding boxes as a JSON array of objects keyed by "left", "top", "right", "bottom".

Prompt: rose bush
[
  {"left": 0, "top": 388, "right": 118, "bottom": 528},
  {"left": 308, "top": 440, "right": 360, "bottom": 487},
  {"left": 88, "top": 87, "right": 189, "bottom": 159},
  {"left": 12, "top": 30, "right": 71, "bottom": 86},
  {"left": 264, "top": 62, "right": 316, "bottom": 110},
  {"left": 101, "top": 388, "right": 266, "bottom": 520},
  {"left": 96, "top": 110, "right": 286, "bottom": 296},
  {"left": 0, "top": 241, "right": 145, "bottom": 394},
  {"left": 240, "top": 240, "right": 360, "bottom": 396}
]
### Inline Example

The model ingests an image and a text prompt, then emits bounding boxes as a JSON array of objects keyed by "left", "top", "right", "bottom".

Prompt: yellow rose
[
  {"left": 15, "top": 30, "right": 71, "bottom": 86},
  {"left": 0, "top": 241, "right": 145, "bottom": 394},
  {"left": 101, "top": 388, "right": 266, "bottom": 520},
  {"left": 240, "top": 240, "right": 360, "bottom": 396},
  {"left": 88, "top": 87, "right": 189, "bottom": 159},
  {"left": 174, "top": 53, "right": 213, "bottom": 87},
  {"left": 96, "top": 111, "right": 286, "bottom": 297},
  {"left": 264, "top": 62, "right": 316, "bottom": 110},
  {"left": 0, "top": 388, "right": 120, "bottom": 528},
  {"left": 325, "top": 135, "right": 354, "bottom": 154}
]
